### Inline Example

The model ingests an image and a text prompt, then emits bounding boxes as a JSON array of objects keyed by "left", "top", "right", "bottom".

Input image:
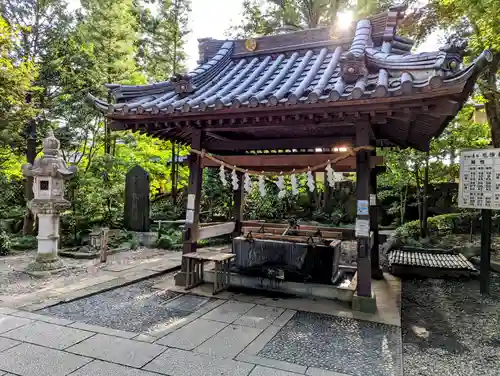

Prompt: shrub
[
  {"left": 156, "top": 227, "right": 183, "bottom": 249},
  {"left": 10, "top": 235, "right": 37, "bottom": 251},
  {"left": 0, "top": 230, "right": 12, "bottom": 255},
  {"left": 394, "top": 211, "right": 480, "bottom": 242}
]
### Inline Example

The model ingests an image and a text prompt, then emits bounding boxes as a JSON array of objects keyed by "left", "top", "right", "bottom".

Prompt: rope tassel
[
  {"left": 258, "top": 175, "right": 266, "bottom": 197},
  {"left": 244, "top": 171, "right": 252, "bottom": 193},
  {"left": 307, "top": 168, "right": 315, "bottom": 192},
  {"left": 325, "top": 162, "right": 335, "bottom": 188},
  {"left": 231, "top": 168, "right": 239, "bottom": 191},
  {"left": 219, "top": 164, "right": 227, "bottom": 187}
]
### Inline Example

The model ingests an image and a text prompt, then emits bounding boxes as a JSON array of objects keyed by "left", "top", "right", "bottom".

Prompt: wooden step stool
[{"left": 183, "top": 252, "right": 235, "bottom": 294}]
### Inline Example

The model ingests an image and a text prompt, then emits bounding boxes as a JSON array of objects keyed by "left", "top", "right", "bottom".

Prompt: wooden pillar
[
  {"left": 480, "top": 209, "right": 491, "bottom": 294},
  {"left": 233, "top": 171, "right": 244, "bottom": 237},
  {"left": 183, "top": 130, "right": 204, "bottom": 255},
  {"left": 369, "top": 148, "right": 383, "bottom": 279},
  {"left": 356, "top": 123, "right": 372, "bottom": 297}
]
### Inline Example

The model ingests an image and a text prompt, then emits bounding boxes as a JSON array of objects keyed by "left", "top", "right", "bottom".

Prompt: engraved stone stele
[
  {"left": 22, "top": 131, "right": 77, "bottom": 275},
  {"left": 124, "top": 165, "right": 150, "bottom": 232}
]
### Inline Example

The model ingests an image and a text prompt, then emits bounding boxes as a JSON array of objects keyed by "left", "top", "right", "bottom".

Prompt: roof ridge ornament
[
  {"left": 170, "top": 73, "right": 196, "bottom": 98},
  {"left": 340, "top": 51, "right": 368, "bottom": 84}
]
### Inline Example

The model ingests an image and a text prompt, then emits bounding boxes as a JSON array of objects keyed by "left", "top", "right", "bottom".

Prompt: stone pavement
[
  {"left": 0, "top": 249, "right": 185, "bottom": 311},
  {"left": 0, "top": 276, "right": 403, "bottom": 376}
]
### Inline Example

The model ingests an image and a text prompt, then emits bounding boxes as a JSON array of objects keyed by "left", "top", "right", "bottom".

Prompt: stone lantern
[{"left": 22, "top": 131, "right": 77, "bottom": 275}]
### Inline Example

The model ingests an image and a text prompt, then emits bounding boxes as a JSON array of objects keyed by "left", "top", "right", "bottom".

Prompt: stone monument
[
  {"left": 124, "top": 165, "right": 150, "bottom": 232},
  {"left": 22, "top": 131, "right": 77, "bottom": 275}
]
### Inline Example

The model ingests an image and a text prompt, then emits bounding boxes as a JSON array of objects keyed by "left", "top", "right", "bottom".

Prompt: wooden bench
[{"left": 183, "top": 252, "right": 235, "bottom": 295}]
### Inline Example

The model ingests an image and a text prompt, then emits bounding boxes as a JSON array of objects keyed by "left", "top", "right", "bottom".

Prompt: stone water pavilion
[{"left": 90, "top": 6, "right": 490, "bottom": 311}]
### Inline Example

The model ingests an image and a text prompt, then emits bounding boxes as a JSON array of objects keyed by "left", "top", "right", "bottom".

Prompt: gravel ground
[
  {"left": 259, "top": 311, "right": 402, "bottom": 376},
  {"left": 0, "top": 247, "right": 176, "bottom": 297},
  {"left": 39, "top": 276, "right": 211, "bottom": 334},
  {"left": 402, "top": 275, "right": 500, "bottom": 376}
]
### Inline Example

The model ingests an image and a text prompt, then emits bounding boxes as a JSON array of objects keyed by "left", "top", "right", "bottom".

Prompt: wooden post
[
  {"left": 233, "top": 171, "right": 244, "bottom": 237},
  {"left": 356, "top": 123, "right": 372, "bottom": 297},
  {"left": 369, "top": 148, "right": 383, "bottom": 279},
  {"left": 100, "top": 227, "right": 110, "bottom": 263},
  {"left": 480, "top": 209, "right": 491, "bottom": 294},
  {"left": 183, "top": 130, "right": 204, "bottom": 255}
]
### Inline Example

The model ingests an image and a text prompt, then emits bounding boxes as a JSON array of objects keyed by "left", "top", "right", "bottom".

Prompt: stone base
[
  {"left": 352, "top": 291, "right": 377, "bottom": 314},
  {"left": 134, "top": 232, "right": 159, "bottom": 247},
  {"left": 174, "top": 271, "right": 186, "bottom": 287},
  {"left": 203, "top": 267, "right": 356, "bottom": 302},
  {"left": 24, "top": 255, "right": 66, "bottom": 278},
  {"left": 371, "top": 268, "right": 384, "bottom": 280}
]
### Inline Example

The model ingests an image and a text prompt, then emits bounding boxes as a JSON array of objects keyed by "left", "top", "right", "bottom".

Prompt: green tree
[
  {"left": 0, "top": 16, "right": 37, "bottom": 151},
  {"left": 137, "top": 0, "right": 191, "bottom": 82},
  {"left": 78, "top": 0, "right": 144, "bottom": 154},
  {"left": 404, "top": 0, "right": 500, "bottom": 146},
  {"left": 228, "top": 0, "right": 350, "bottom": 38},
  {"left": 1, "top": 0, "right": 73, "bottom": 234}
]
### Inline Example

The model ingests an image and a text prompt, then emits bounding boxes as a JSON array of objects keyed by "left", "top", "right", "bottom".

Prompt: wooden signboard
[{"left": 458, "top": 148, "right": 498, "bottom": 294}]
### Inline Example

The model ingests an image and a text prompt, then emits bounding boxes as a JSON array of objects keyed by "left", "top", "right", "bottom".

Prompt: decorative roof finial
[{"left": 170, "top": 73, "right": 196, "bottom": 98}]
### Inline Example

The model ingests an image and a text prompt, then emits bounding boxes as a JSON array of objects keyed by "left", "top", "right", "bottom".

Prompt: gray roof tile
[{"left": 88, "top": 12, "right": 491, "bottom": 119}]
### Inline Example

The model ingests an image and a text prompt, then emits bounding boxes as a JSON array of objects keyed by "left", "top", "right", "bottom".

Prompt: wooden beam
[
  {"left": 203, "top": 121, "right": 354, "bottom": 133},
  {"left": 206, "top": 132, "right": 231, "bottom": 141},
  {"left": 201, "top": 154, "right": 384, "bottom": 171},
  {"left": 205, "top": 137, "right": 354, "bottom": 151},
  {"left": 183, "top": 130, "right": 204, "bottom": 255},
  {"left": 109, "top": 89, "right": 465, "bottom": 123},
  {"left": 433, "top": 100, "right": 460, "bottom": 116},
  {"left": 356, "top": 122, "right": 372, "bottom": 297},
  {"left": 233, "top": 172, "right": 244, "bottom": 236},
  {"left": 198, "top": 222, "right": 236, "bottom": 241},
  {"left": 369, "top": 146, "right": 382, "bottom": 279}
]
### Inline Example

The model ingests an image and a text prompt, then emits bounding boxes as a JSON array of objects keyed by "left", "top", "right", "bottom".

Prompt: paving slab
[
  {"left": 144, "top": 311, "right": 201, "bottom": 338},
  {"left": 67, "top": 333, "right": 166, "bottom": 368},
  {"left": 0, "top": 337, "right": 20, "bottom": 352},
  {"left": 236, "top": 354, "right": 306, "bottom": 374},
  {"left": 272, "top": 310, "right": 297, "bottom": 327},
  {"left": 144, "top": 347, "right": 255, "bottom": 376},
  {"left": 70, "top": 359, "right": 160, "bottom": 376},
  {"left": 2, "top": 321, "right": 94, "bottom": 350},
  {"left": 103, "top": 263, "right": 139, "bottom": 272},
  {"left": 0, "top": 308, "right": 17, "bottom": 315},
  {"left": 241, "top": 325, "right": 282, "bottom": 356},
  {"left": 133, "top": 334, "right": 157, "bottom": 343},
  {"left": 194, "top": 298, "right": 226, "bottom": 314},
  {"left": 258, "top": 311, "right": 401, "bottom": 376},
  {"left": 9, "top": 310, "right": 74, "bottom": 326},
  {"left": 156, "top": 318, "right": 227, "bottom": 350},
  {"left": 306, "top": 367, "right": 353, "bottom": 376},
  {"left": 145, "top": 260, "right": 180, "bottom": 272},
  {"left": 161, "top": 295, "right": 210, "bottom": 312},
  {"left": 195, "top": 324, "right": 263, "bottom": 358},
  {"left": 234, "top": 305, "right": 284, "bottom": 329},
  {"left": 0, "top": 343, "right": 91, "bottom": 376},
  {"left": 68, "top": 322, "right": 138, "bottom": 339},
  {"left": 0, "top": 315, "right": 32, "bottom": 334},
  {"left": 201, "top": 301, "right": 255, "bottom": 323},
  {"left": 249, "top": 365, "right": 302, "bottom": 376}
]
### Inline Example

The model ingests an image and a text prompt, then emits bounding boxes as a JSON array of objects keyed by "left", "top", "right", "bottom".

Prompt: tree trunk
[
  {"left": 22, "top": 100, "right": 36, "bottom": 235},
  {"left": 421, "top": 151, "right": 430, "bottom": 238},
  {"left": 400, "top": 185, "right": 408, "bottom": 224},
  {"left": 171, "top": 142, "right": 177, "bottom": 202},
  {"left": 483, "top": 53, "right": 500, "bottom": 148},
  {"left": 415, "top": 166, "right": 422, "bottom": 236},
  {"left": 105, "top": 92, "right": 112, "bottom": 154}
]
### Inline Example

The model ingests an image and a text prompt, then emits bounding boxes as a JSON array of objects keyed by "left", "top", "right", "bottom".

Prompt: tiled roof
[
  {"left": 388, "top": 250, "right": 476, "bottom": 271},
  {"left": 89, "top": 9, "right": 491, "bottom": 117}
]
